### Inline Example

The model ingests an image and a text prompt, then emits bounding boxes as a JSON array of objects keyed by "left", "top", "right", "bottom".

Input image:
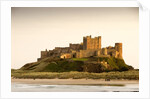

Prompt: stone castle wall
[
  {"left": 101, "top": 43, "right": 122, "bottom": 59},
  {"left": 60, "top": 53, "right": 72, "bottom": 59},
  {"left": 41, "top": 50, "right": 49, "bottom": 59},
  {"left": 76, "top": 50, "right": 97, "bottom": 58},
  {"left": 54, "top": 47, "right": 71, "bottom": 53},
  {"left": 39, "top": 36, "right": 123, "bottom": 60},
  {"left": 69, "top": 43, "right": 83, "bottom": 51}
]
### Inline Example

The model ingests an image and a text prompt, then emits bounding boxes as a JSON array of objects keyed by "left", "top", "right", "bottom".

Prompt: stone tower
[
  {"left": 83, "top": 35, "right": 101, "bottom": 50},
  {"left": 115, "top": 43, "right": 122, "bottom": 59},
  {"left": 102, "top": 48, "right": 107, "bottom": 55},
  {"left": 41, "top": 49, "right": 49, "bottom": 59}
]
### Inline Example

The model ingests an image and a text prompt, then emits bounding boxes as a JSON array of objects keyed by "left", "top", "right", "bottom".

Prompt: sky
[{"left": 11, "top": 7, "right": 139, "bottom": 69}]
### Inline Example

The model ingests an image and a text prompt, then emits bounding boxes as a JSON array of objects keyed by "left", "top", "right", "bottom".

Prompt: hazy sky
[{"left": 11, "top": 7, "right": 139, "bottom": 69}]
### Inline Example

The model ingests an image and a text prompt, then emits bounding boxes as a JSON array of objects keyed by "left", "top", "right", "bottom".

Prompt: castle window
[
  {"left": 73, "top": 54, "right": 76, "bottom": 58},
  {"left": 110, "top": 53, "right": 113, "bottom": 56}
]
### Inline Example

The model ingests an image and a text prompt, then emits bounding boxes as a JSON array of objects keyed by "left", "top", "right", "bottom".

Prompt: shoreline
[{"left": 11, "top": 78, "right": 139, "bottom": 85}]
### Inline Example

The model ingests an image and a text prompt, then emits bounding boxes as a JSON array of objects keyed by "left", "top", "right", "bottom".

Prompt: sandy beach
[{"left": 11, "top": 78, "right": 139, "bottom": 85}]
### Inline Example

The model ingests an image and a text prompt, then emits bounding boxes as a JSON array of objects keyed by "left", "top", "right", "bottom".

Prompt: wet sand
[{"left": 11, "top": 78, "right": 139, "bottom": 85}]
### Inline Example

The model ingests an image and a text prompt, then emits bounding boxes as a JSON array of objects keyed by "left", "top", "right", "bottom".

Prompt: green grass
[
  {"left": 97, "top": 57, "right": 132, "bottom": 71},
  {"left": 72, "top": 58, "right": 88, "bottom": 61},
  {"left": 43, "top": 60, "right": 84, "bottom": 72},
  {"left": 11, "top": 70, "right": 139, "bottom": 80},
  {"left": 20, "top": 57, "right": 134, "bottom": 73}
]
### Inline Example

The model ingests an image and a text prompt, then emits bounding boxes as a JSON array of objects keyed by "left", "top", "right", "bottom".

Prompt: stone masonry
[{"left": 37, "top": 35, "right": 123, "bottom": 61}]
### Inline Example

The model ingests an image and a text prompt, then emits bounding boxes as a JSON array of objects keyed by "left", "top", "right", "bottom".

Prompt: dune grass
[{"left": 11, "top": 69, "right": 139, "bottom": 80}]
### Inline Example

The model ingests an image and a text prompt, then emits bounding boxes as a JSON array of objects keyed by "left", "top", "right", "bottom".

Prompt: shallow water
[{"left": 11, "top": 83, "right": 139, "bottom": 92}]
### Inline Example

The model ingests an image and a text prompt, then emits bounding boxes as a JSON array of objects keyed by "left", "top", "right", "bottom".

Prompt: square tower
[
  {"left": 83, "top": 35, "right": 101, "bottom": 50},
  {"left": 115, "top": 43, "right": 123, "bottom": 59}
]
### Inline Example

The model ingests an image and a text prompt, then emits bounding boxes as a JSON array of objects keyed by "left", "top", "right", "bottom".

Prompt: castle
[{"left": 38, "top": 35, "right": 122, "bottom": 61}]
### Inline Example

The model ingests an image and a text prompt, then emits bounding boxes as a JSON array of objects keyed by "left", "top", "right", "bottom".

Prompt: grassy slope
[
  {"left": 13, "top": 57, "right": 138, "bottom": 80},
  {"left": 20, "top": 57, "right": 133, "bottom": 72},
  {"left": 102, "top": 57, "right": 130, "bottom": 71},
  {"left": 43, "top": 60, "right": 84, "bottom": 72},
  {"left": 20, "top": 57, "right": 84, "bottom": 72},
  {"left": 72, "top": 58, "right": 88, "bottom": 61}
]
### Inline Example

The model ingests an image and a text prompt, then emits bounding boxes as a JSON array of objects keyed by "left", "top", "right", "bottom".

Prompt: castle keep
[
  {"left": 38, "top": 35, "right": 122, "bottom": 61},
  {"left": 83, "top": 36, "right": 101, "bottom": 50}
]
